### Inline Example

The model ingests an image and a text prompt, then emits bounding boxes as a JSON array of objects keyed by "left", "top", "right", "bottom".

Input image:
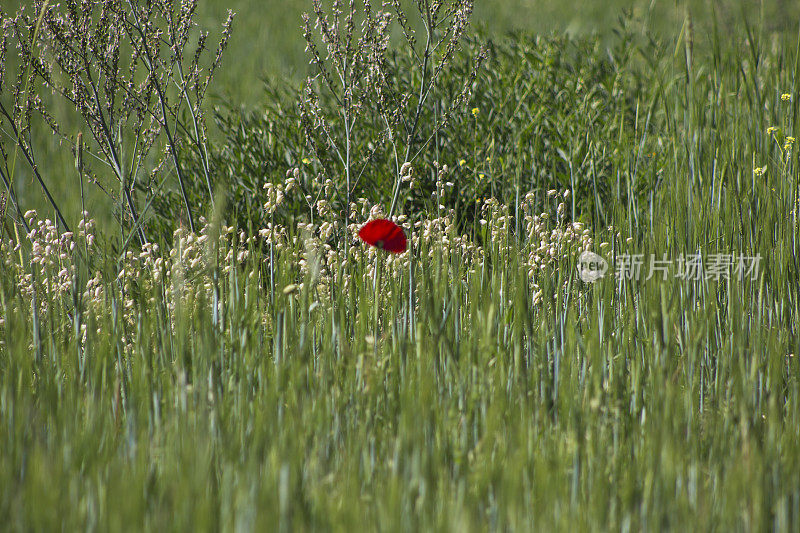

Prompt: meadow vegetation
[{"left": 0, "top": 0, "right": 799, "bottom": 530}]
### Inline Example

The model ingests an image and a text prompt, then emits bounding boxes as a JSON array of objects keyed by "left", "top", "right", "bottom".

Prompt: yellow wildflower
[
  {"left": 471, "top": 107, "right": 479, "bottom": 117},
  {"left": 781, "top": 93, "right": 792, "bottom": 102},
  {"left": 302, "top": 158, "right": 311, "bottom": 165}
]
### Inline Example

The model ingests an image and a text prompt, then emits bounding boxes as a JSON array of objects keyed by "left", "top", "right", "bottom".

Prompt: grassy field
[{"left": 1, "top": 0, "right": 800, "bottom": 530}]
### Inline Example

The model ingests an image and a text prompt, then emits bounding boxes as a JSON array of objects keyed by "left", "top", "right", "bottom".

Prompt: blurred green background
[
  {"left": 190, "top": 0, "right": 799, "bottom": 102},
  {"left": 3, "top": 0, "right": 798, "bottom": 104}
]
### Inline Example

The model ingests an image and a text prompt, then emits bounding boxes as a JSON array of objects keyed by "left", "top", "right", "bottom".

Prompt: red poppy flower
[{"left": 358, "top": 219, "right": 407, "bottom": 253}]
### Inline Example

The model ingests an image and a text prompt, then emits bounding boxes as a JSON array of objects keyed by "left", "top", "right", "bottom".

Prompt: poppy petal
[{"left": 358, "top": 219, "right": 407, "bottom": 253}]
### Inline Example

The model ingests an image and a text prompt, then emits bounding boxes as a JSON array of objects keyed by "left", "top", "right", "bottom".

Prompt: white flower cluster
[{"left": 1, "top": 185, "right": 601, "bottom": 352}]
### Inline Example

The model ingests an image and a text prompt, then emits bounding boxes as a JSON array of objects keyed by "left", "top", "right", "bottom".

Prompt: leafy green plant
[
  {"left": 0, "top": 0, "right": 234, "bottom": 245},
  {"left": 194, "top": 21, "right": 661, "bottom": 234}
]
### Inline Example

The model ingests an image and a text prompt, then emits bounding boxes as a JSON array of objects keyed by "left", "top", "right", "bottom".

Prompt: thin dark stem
[
  {"left": 0, "top": 102, "right": 70, "bottom": 233},
  {"left": 174, "top": 62, "right": 214, "bottom": 203},
  {"left": 125, "top": 0, "right": 196, "bottom": 233},
  {"left": 83, "top": 60, "right": 147, "bottom": 245}
]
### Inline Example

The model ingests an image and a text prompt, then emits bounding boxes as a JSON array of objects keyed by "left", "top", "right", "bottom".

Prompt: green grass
[{"left": 1, "top": 1, "right": 800, "bottom": 531}]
